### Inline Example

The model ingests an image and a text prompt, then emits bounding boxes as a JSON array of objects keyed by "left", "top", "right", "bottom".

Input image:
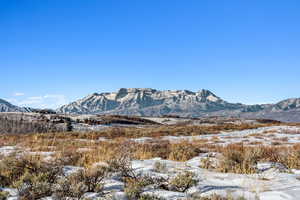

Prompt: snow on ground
[
  {"left": 0, "top": 146, "right": 17, "bottom": 156},
  {"left": 131, "top": 126, "right": 300, "bottom": 146},
  {"left": 1, "top": 125, "right": 300, "bottom": 199},
  {"left": 142, "top": 117, "right": 191, "bottom": 125},
  {"left": 7, "top": 155, "right": 296, "bottom": 200},
  {"left": 63, "top": 165, "right": 84, "bottom": 176},
  {"left": 1, "top": 188, "right": 18, "bottom": 200},
  {"left": 128, "top": 156, "right": 300, "bottom": 200},
  {"left": 72, "top": 123, "right": 109, "bottom": 131},
  {"left": 0, "top": 146, "right": 55, "bottom": 161},
  {"left": 3, "top": 154, "right": 299, "bottom": 199}
]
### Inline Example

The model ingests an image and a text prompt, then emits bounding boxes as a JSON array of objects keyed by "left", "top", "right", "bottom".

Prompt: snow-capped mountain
[
  {"left": 1, "top": 89, "right": 300, "bottom": 122},
  {"left": 241, "top": 98, "right": 300, "bottom": 122},
  {"left": 57, "top": 88, "right": 264, "bottom": 116},
  {"left": 0, "top": 99, "right": 29, "bottom": 112},
  {"left": 272, "top": 98, "right": 300, "bottom": 111}
]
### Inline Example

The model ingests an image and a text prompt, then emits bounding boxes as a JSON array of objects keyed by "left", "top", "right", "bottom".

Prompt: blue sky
[{"left": 1, "top": 0, "right": 300, "bottom": 109}]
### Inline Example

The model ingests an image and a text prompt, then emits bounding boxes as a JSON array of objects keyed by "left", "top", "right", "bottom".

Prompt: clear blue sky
[{"left": 1, "top": 0, "right": 300, "bottom": 109}]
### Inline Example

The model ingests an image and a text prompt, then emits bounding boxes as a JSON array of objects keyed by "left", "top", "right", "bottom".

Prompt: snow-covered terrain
[
  {"left": 131, "top": 126, "right": 300, "bottom": 147},
  {"left": 1, "top": 125, "right": 300, "bottom": 199},
  {"left": 2, "top": 155, "right": 300, "bottom": 200}
]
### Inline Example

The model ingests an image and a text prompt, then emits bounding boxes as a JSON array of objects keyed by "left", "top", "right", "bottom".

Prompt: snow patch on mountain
[
  {"left": 57, "top": 88, "right": 241, "bottom": 116},
  {"left": 0, "top": 99, "right": 29, "bottom": 112},
  {"left": 56, "top": 88, "right": 300, "bottom": 122}
]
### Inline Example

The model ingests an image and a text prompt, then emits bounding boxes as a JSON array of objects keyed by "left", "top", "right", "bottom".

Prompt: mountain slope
[
  {"left": 272, "top": 98, "right": 300, "bottom": 111},
  {"left": 240, "top": 98, "right": 300, "bottom": 122},
  {"left": 57, "top": 88, "right": 300, "bottom": 122},
  {"left": 0, "top": 99, "right": 28, "bottom": 112},
  {"left": 57, "top": 88, "right": 265, "bottom": 116},
  {"left": 2, "top": 89, "right": 299, "bottom": 122}
]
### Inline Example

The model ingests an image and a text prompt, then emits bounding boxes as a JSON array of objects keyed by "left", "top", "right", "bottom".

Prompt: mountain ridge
[
  {"left": 2, "top": 88, "right": 299, "bottom": 122},
  {"left": 56, "top": 88, "right": 300, "bottom": 122},
  {"left": 58, "top": 88, "right": 236, "bottom": 115},
  {"left": 0, "top": 99, "right": 30, "bottom": 112}
]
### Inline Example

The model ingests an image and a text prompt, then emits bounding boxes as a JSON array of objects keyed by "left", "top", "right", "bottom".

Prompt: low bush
[
  {"left": 200, "top": 157, "right": 215, "bottom": 170},
  {"left": 217, "top": 144, "right": 300, "bottom": 173},
  {"left": 169, "top": 171, "right": 197, "bottom": 192},
  {"left": 53, "top": 166, "right": 108, "bottom": 199},
  {"left": 134, "top": 140, "right": 171, "bottom": 160},
  {"left": 78, "top": 167, "right": 108, "bottom": 192},
  {"left": 0, "top": 190, "right": 9, "bottom": 200},
  {"left": 124, "top": 175, "right": 166, "bottom": 200},
  {"left": 0, "top": 155, "right": 62, "bottom": 188},
  {"left": 107, "top": 152, "right": 137, "bottom": 180},
  {"left": 0, "top": 174, "right": 9, "bottom": 187},
  {"left": 168, "top": 143, "right": 200, "bottom": 161},
  {"left": 125, "top": 177, "right": 149, "bottom": 199},
  {"left": 14, "top": 171, "right": 53, "bottom": 200},
  {"left": 0, "top": 155, "right": 62, "bottom": 200},
  {"left": 218, "top": 145, "right": 264, "bottom": 174},
  {"left": 53, "top": 176, "right": 86, "bottom": 200},
  {"left": 54, "top": 148, "right": 83, "bottom": 166}
]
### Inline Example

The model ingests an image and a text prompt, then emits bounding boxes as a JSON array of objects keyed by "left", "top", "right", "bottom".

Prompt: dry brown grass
[
  {"left": 215, "top": 143, "right": 300, "bottom": 173},
  {"left": 2, "top": 134, "right": 300, "bottom": 178},
  {"left": 0, "top": 121, "right": 288, "bottom": 149},
  {"left": 5, "top": 130, "right": 300, "bottom": 173},
  {"left": 0, "top": 131, "right": 215, "bottom": 167},
  {"left": 262, "top": 129, "right": 278, "bottom": 134},
  {"left": 1, "top": 122, "right": 299, "bottom": 173},
  {"left": 16, "top": 122, "right": 282, "bottom": 140},
  {"left": 248, "top": 141, "right": 263, "bottom": 145},
  {"left": 0, "top": 122, "right": 280, "bottom": 162}
]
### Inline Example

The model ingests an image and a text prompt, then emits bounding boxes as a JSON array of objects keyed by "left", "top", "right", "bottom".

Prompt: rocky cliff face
[{"left": 57, "top": 88, "right": 263, "bottom": 116}]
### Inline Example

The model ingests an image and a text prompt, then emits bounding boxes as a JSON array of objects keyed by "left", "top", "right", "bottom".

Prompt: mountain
[
  {"left": 2, "top": 89, "right": 299, "bottom": 122},
  {"left": 0, "top": 99, "right": 29, "bottom": 112},
  {"left": 271, "top": 98, "right": 300, "bottom": 111},
  {"left": 57, "top": 88, "right": 266, "bottom": 117},
  {"left": 240, "top": 98, "right": 300, "bottom": 122},
  {"left": 57, "top": 88, "right": 300, "bottom": 122}
]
